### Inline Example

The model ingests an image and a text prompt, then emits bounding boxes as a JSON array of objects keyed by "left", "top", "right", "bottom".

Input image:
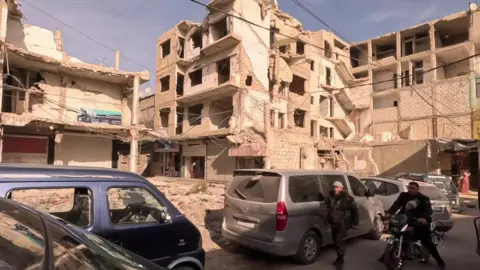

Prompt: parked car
[
  {"left": 393, "top": 173, "right": 461, "bottom": 212},
  {"left": 221, "top": 169, "right": 384, "bottom": 265},
  {"left": 0, "top": 196, "right": 166, "bottom": 270},
  {"left": 0, "top": 164, "right": 205, "bottom": 270},
  {"left": 360, "top": 176, "right": 454, "bottom": 232}
]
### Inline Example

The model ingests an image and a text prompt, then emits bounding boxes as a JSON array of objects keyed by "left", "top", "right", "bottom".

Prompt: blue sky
[{"left": 20, "top": 0, "right": 467, "bottom": 90}]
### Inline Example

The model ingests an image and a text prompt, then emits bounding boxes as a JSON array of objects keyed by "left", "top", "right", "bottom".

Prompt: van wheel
[
  {"left": 368, "top": 215, "right": 383, "bottom": 240},
  {"left": 173, "top": 266, "right": 196, "bottom": 270},
  {"left": 293, "top": 230, "right": 320, "bottom": 265}
]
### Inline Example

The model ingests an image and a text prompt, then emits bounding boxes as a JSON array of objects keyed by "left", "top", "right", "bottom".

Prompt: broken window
[
  {"left": 310, "top": 96, "right": 314, "bottom": 104},
  {"left": 401, "top": 70, "right": 410, "bottom": 87},
  {"left": 329, "top": 97, "right": 334, "bottom": 117},
  {"left": 279, "top": 45, "right": 288, "bottom": 54},
  {"left": 191, "top": 30, "right": 203, "bottom": 49},
  {"left": 375, "top": 43, "right": 395, "bottom": 60},
  {"left": 393, "top": 74, "right": 398, "bottom": 89},
  {"left": 278, "top": 113, "right": 285, "bottom": 129},
  {"left": 176, "top": 107, "right": 184, "bottom": 134},
  {"left": 319, "top": 96, "right": 328, "bottom": 116},
  {"left": 476, "top": 78, "right": 480, "bottom": 98},
  {"left": 270, "top": 27, "right": 276, "bottom": 48},
  {"left": 413, "top": 61, "right": 424, "bottom": 85},
  {"left": 246, "top": 75, "right": 253, "bottom": 86},
  {"left": 189, "top": 69, "right": 202, "bottom": 86},
  {"left": 310, "top": 61, "right": 315, "bottom": 71},
  {"left": 320, "top": 126, "right": 328, "bottom": 137},
  {"left": 188, "top": 104, "right": 203, "bottom": 126},
  {"left": 325, "top": 67, "right": 332, "bottom": 86},
  {"left": 217, "top": 58, "right": 230, "bottom": 85},
  {"left": 161, "top": 39, "right": 171, "bottom": 58},
  {"left": 435, "top": 17, "right": 469, "bottom": 48},
  {"left": 404, "top": 38, "right": 413, "bottom": 56},
  {"left": 159, "top": 108, "right": 170, "bottom": 129},
  {"left": 2, "top": 68, "right": 44, "bottom": 113},
  {"left": 294, "top": 109, "right": 306, "bottom": 128},
  {"left": 324, "top": 41, "right": 332, "bottom": 59},
  {"left": 210, "top": 97, "right": 233, "bottom": 129},
  {"left": 176, "top": 73, "right": 184, "bottom": 96},
  {"left": 329, "top": 127, "right": 334, "bottom": 138},
  {"left": 280, "top": 81, "right": 288, "bottom": 97},
  {"left": 296, "top": 41, "right": 305, "bottom": 55},
  {"left": 160, "top": 76, "right": 170, "bottom": 92},
  {"left": 393, "top": 101, "right": 398, "bottom": 107},
  {"left": 310, "top": 120, "right": 317, "bottom": 137},
  {"left": 270, "top": 110, "right": 275, "bottom": 127},
  {"left": 289, "top": 75, "right": 306, "bottom": 95},
  {"left": 211, "top": 17, "right": 229, "bottom": 41},
  {"left": 178, "top": 37, "right": 185, "bottom": 58}
]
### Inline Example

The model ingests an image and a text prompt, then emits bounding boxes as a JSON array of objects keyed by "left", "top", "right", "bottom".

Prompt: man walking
[{"left": 325, "top": 181, "right": 359, "bottom": 270}]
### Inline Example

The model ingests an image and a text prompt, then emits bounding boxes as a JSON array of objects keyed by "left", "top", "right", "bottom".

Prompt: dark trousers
[
  {"left": 413, "top": 225, "right": 444, "bottom": 263},
  {"left": 331, "top": 223, "right": 348, "bottom": 262}
]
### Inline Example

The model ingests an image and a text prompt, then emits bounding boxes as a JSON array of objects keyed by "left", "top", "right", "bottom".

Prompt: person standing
[
  {"left": 460, "top": 171, "right": 471, "bottom": 193},
  {"left": 324, "top": 181, "right": 359, "bottom": 270}
]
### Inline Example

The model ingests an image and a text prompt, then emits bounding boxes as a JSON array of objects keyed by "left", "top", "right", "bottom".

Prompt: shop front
[{"left": 182, "top": 141, "right": 206, "bottom": 179}]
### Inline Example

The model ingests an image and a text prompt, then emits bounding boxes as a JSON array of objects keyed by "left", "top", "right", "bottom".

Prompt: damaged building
[
  {"left": 0, "top": 0, "right": 149, "bottom": 169},
  {"left": 145, "top": 0, "right": 376, "bottom": 180}
]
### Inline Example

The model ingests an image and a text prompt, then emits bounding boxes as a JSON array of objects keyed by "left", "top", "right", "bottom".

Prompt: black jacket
[
  {"left": 324, "top": 191, "right": 359, "bottom": 227},
  {"left": 387, "top": 192, "right": 433, "bottom": 223}
]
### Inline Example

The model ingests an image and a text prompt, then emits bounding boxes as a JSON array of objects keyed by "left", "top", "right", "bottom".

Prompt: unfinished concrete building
[
  {"left": 0, "top": 0, "right": 149, "bottom": 171},
  {"left": 351, "top": 5, "right": 480, "bottom": 142},
  {"left": 150, "top": 0, "right": 377, "bottom": 180}
]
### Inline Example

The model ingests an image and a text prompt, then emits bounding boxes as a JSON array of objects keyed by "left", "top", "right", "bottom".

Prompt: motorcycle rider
[
  {"left": 325, "top": 181, "right": 359, "bottom": 270},
  {"left": 379, "top": 181, "right": 446, "bottom": 269}
]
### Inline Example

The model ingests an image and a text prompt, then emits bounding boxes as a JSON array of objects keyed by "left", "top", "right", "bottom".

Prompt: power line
[{"left": 22, "top": 0, "right": 149, "bottom": 71}]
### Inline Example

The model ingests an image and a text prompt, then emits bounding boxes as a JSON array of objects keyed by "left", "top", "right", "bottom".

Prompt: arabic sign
[{"left": 77, "top": 108, "right": 122, "bottom": 125}]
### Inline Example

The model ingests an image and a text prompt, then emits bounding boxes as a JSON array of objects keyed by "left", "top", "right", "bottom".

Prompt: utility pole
[
  {"left": 263, "top": 102, "right": 271, "bottom": 169},
  {"left": 129, "top": 75, "right": 140, "bottom": 173}
]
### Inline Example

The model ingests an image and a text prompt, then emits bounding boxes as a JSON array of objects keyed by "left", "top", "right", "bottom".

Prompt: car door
[
  {"left": 361, "top": 178, "right": 391, "bottom": 210},
  {"left": 346, "top": 175, "right": 371, "bottom": 236},
  {"left": 98, "top": 182, "right": 177, "bottom": 266}
]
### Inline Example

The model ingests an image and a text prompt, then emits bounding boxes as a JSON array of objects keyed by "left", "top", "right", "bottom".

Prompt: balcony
[
  {"left": 324, "top": 117, "right": 355, "bottom": 138},
  {"left": 372, "top": 107, "right": 399, "bottom": 123},
  {"left": 176, "top": 82, "right": 240, "bottom": 103},
  {"left": 201, "top": 34, "right": 241, "bottom": 56}
]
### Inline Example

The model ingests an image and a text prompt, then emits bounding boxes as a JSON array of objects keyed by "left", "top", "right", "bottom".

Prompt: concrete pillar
[
  {"left": 263, "top": 102, "right": 271, "bottom": 169},
  {"left": 367, "top": 40, "right": 373, "bottom": 62},
  {"left": 429, "top": 23, "right": 436, "bottom": 51},
  {"left": 273, "top": 110, "right": 279, "bottom": 128},
  {"left": 54, "top": 30, "right": 63, "bottom": 52},
  {"left": 129, "top": 76, "right": 140, "bottom": 173},
  {"left": 115, "top": 49, "right": 121, "bottom": 70},
  {"left": 396, "top": 63, "right": 402, "bottom": 88},
  {"left": 202, "top": 101, "right": 212, "bottom": 128},
  {"left": 395, "top": 32, "right": 401, "bottom": 59}
]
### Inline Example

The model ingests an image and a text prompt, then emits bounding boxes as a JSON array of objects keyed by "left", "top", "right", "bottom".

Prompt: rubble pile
[{"left": 154, "top": 181, "right": 227, "bottom": 251}]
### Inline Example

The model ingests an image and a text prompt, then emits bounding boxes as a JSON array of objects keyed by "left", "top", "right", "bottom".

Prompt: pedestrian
[
  {"left": 324, "top": 181, "right": 359, "bottom": 270},
  {"left": 460, "top": 171, "right": 471, "bottom": 193}
]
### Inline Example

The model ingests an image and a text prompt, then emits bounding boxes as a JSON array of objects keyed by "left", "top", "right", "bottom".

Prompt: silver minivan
[{"left": 221, "top": 169, "right": 385, "bottom": 265}]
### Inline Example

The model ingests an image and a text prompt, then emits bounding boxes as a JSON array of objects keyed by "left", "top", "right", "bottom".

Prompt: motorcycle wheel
[{"left": 384, "top": 243, "right": 404, "bottom": 270}]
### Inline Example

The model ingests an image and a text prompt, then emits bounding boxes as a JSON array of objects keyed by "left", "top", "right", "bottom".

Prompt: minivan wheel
[
  {"left": 293, "top": 230, "right": 320, "bottom": 265},
  {"left": 368, "top": 215, "right": 383, "bottom": 240},
  {"left": 173, "top": 265, "right": 196, "bottom": 270}
]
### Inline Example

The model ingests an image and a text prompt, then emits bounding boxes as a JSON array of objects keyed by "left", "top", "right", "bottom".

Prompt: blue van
[{"left": 0, "top": 164, "right": 205, "bottom": 270}]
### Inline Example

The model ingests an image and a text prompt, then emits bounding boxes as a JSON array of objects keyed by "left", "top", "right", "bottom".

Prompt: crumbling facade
[
  {"left": 352, "top": 4, "right": 480, "bottom": 142},
  {"left": 0, "top": 0, "right": 149, "bottom": 171},
  {"left": 149, "top": 0, "right": 375, "bottom": 180}
]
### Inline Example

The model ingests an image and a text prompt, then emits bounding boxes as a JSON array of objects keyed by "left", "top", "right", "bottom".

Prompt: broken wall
[
  {"left": 206, "top": 139, "right": 236, "bottom": 181},
  {"left": 269, "top": 129, "right": 317, "bottom": 169}
]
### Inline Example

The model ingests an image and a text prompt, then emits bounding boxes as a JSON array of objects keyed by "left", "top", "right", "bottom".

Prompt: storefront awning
[{"left": 435, "top": 139, "right": 478, "bottom": 152}]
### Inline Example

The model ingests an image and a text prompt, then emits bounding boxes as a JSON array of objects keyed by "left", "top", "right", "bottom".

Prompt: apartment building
[
  {"left": 351, "top": 4, "right": 480, "bottom": 142},
  {"left": 150, "top": 0, "right": 377, "bottom": 180},
  {"left": 0, "top": 0, "right": 149, "bottom": 171}
]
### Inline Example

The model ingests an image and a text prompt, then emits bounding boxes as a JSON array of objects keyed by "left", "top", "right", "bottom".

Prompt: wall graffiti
[{"left": 77, "top": 108, "right": 122, "bottom": 125}]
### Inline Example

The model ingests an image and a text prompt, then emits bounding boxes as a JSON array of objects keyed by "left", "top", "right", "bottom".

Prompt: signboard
[
  {"left": 77, "top": 108, "right": 122, "bottom": 125},
  {"left": 153, "top": 142, "right": 179, "bottom": 153}
]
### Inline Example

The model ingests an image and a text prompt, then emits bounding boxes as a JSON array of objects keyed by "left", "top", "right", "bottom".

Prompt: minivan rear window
[{"left": 228, "top": 171, "right": 281, "bottom": 203}]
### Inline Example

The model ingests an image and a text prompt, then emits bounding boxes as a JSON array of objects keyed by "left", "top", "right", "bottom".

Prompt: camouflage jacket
[{"left": 324, "top": 191, "right": 359, "bottom": 227}]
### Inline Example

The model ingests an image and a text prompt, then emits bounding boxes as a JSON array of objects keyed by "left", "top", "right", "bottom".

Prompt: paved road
[{"left": 205, "top": 208, "right": 480, "bottom": 270}]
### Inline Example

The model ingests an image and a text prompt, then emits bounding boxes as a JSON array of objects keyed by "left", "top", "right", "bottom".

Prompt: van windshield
[{"left": 228, "top": 171, "right": 281, "bottom": 203}]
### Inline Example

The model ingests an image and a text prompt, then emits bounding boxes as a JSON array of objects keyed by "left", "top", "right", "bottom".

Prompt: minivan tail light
[{"left": 276, "top": 201, "right": 288, "bottom": 231}]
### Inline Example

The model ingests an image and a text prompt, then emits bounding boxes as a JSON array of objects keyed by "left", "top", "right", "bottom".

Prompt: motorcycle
[
  {"left": 475, "top": 217, "right": 480, "bottom": 256},
  {"left": 380, "top": 213, "right": 444, "bottom": 270}
]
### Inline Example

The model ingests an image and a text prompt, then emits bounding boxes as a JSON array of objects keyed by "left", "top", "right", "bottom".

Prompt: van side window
[
  {"left": 289, "top": 175, "right": 324, "bottom": 202},
  {"left": 9, "top": 188, "right": 93, "bottom": 228},
  {"left": 347, "top": 176, "right": 367, "bottom": 196},
  {"left": 107, "top": 187, "right": 171, "bottom": 225},
  {"left": 319, "top": 175, "right": 347, "bottom": 195}
]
